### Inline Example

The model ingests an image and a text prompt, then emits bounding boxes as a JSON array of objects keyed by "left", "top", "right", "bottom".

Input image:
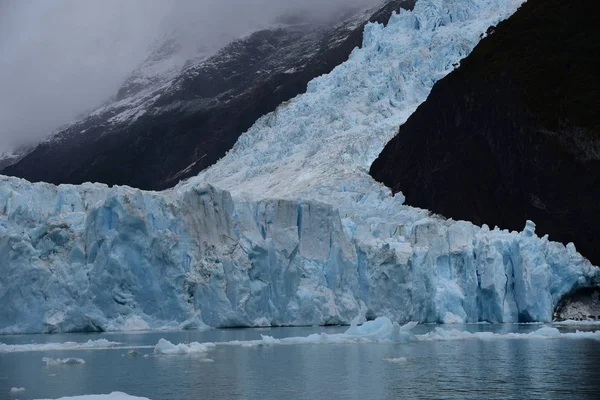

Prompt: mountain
[
  {"left": 0, "top": 147, "right": 31, "bottom": 170},
  {"left": 4, "top": 0, "right": 594, "bottom": 335},
  {"left": 1, "top": 0, "right": 415, "bottom": 191},
  {"left": 370, "top": 0, "right": 600, "bottom": 265}
]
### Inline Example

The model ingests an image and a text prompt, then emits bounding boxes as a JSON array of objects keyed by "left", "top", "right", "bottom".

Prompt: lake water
[{"left": 2, "top": 324, "right": 600, "bottom": 400}]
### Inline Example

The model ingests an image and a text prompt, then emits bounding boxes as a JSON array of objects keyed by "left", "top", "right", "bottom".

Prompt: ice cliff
[{"left": 1, "top": 0, "right": 598, "bottom": 334}]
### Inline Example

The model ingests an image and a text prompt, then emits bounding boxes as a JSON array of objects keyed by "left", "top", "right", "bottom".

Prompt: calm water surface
[{"left": 1, "top": 324, "right": 600, "bottom": 400}]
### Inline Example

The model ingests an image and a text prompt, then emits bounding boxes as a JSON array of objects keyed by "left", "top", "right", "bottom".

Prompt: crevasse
[{"left": 1, "top": 0, "right": 597, "bottom": 334}]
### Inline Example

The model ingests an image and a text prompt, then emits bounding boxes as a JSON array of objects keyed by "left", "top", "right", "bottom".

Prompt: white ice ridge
[
  {"left": 216, "top": 317, "right": 600, "bottom": 346},
  {"left": 1, "top": 0, "right": 599, "bottom": 334},
  {"left": 0, "top": 339, "right": 120, "bottom": 353},
  {"left": 35, "top": 393, "right": 150, "bottom": 400},
  {"left": 554, "top": 320, "right": 600, "bottom": 326}
]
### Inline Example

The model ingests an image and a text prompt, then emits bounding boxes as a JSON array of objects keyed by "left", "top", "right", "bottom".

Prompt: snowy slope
[{"left": 1, "top": 0, "right": 598, "bottom": 334}]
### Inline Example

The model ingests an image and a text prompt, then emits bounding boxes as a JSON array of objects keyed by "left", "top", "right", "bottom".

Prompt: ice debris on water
[
  {"left": 122, "top": 350, "right": 143, "bottom": 358},
  {"left": 10, "top": 387, "right": 25, "bottom": 393},
  {"left": 33, "top": 392, "right": 150, "bottom": 400},
  {"left": 222, "top": 318, "right": 418, "bottom": 346},
  {"left": 384, "top": 357, "right": 408, "bottom": 363},
  {"left": 153, "top": 338, "right": 216, "bottom": 355},
  {"left": 217, "top": 317, "right": 600, "bottom": 347},
  {"left": 416, "top": 326, "right": 600, "bottom": 341},
  {"left": 0, "top": 340, "right": 120, "bottom": 353},
  {"left": 43, "top": 357, "right": 86, "bottom": 366}
]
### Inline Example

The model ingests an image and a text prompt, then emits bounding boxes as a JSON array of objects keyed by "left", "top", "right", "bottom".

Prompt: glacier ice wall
[
  {"left": 1, "top": 178, "right": 597, "bottom": 333},
  {"left": 1, "top": 0, "right": 598, "bottom": 333}
]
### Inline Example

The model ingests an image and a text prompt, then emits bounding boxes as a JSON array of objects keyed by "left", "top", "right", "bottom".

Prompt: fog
[{"left": 0, "top": 0, "right": 380, "bottom": 154}]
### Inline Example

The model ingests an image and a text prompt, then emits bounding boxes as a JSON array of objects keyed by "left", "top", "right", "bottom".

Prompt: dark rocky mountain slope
[
  {"left": 371, "top": 0, "right": 600, "bottom": 264},
  {"left": 2, "top": 0, "right": 414, "bottom": 191}
]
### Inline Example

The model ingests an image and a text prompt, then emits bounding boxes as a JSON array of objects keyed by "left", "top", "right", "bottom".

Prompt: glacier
[{"left": 1, "top": 0, "right": 599, "bottom": 334}]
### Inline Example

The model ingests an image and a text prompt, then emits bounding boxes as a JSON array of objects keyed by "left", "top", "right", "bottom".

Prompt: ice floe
[
  {"left": 0, "top": 339, "right": 120, "bottom": 353},
  {"left": 42, "top": 357, "right": 86, "bottom": 366},
  {"left": 34, "top": 392, "right": 150, "bottom": 400}
]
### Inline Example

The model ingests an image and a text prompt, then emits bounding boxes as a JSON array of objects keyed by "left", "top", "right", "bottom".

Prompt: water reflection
[{"left": 1, "top": 325, "right": 600, "bottom": 400}]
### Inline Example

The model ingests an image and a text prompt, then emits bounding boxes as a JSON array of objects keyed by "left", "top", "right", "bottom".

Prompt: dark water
[{"left": 1, "top": 324, "right": 600, "bottom": 400}]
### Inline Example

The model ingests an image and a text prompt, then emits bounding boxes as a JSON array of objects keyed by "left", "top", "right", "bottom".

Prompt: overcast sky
[{"left": 0, "top": 0, "right": 379, "bottom": 154}]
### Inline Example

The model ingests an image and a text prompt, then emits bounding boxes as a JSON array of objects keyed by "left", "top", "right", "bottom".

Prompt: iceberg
[
  {"left": 153, "top": 339, "right": 215, "bottom": 356},
  {"left": 1, "top": 0, "right": 598, "bottom": 334}
]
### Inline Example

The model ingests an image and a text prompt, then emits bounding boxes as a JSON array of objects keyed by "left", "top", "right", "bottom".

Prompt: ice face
[
  {"left": 1, "top": 0, "right": 599, "bottom": 334},
  {"left": 2, "top": 175, "right": 597, "bottom": 333}
]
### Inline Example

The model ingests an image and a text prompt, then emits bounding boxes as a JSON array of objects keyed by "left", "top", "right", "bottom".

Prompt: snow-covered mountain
[
  {"left": 1, "top": 1, "right": 414, "bottom": 190},
  {"left": 1, "top": 0, "right": 597, "bottom": 334}
]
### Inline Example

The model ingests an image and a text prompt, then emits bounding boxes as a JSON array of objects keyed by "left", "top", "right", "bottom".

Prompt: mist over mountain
[{"left": 0, "top": 0, "right": 379, "bottom": 154}]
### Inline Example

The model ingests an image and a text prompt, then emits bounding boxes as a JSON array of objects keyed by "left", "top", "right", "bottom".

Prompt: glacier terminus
[{"left": 1, "top": 0, "right": 599, "bottom": 334}]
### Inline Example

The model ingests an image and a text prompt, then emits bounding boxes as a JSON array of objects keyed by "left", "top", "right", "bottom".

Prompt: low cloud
[{"left": 0, "top": 0, "right": 380, "bottom": 153}]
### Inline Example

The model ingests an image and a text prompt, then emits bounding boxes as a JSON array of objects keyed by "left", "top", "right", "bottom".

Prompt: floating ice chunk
[
  {"left": 345, "top": 317, "right": 416, "bottom": 342},
  {"left": 122, "top": 350, "right": 143, "bottom": 358},
  {"left": 532, "top": 326, "right": 561, "bottom": 337},
  {"left": 153, "top": 339, "right": 216, "bottom": 355},
  {"left": 34, "top": 392, "right": 150, "bottom": 400},
  {"left": 43, "top": 357, "right": 86, "bottom": 366},
  {"left": 416, "top": 326, "right": 600, "bottom": 341},
  {"left": 384, "top": 357, "right": 407, "bottom": 363},
  {"left": 10, "top": 387, "right": 25, "bottom": 393},
  {"left": 0, "top": 339, "right": 121, "bottom": 353}
]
